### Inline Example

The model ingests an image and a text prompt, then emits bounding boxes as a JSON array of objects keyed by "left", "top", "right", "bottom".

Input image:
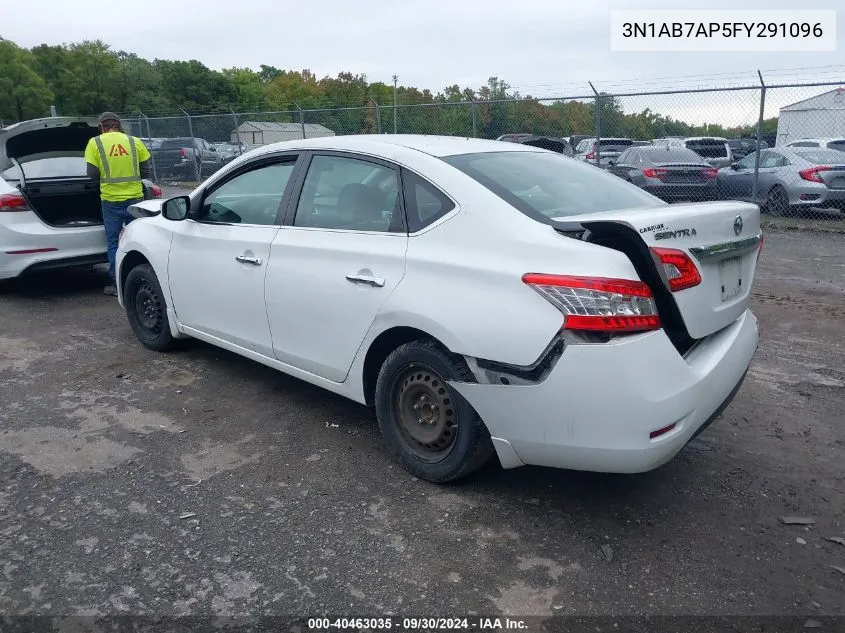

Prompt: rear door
[
  {"left": 564, "top": 201, "right": 762, "bottom": 339},
  {"left": 168, "top": 154, "right": 301, "bottom": 356},
  {"left": 265, "top": 152, "right": 408, "bottom": 382}
]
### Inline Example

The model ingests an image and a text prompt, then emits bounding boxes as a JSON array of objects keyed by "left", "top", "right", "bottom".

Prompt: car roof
[{"left": 249, "top": 134, "right": 544, "bottom": 158}]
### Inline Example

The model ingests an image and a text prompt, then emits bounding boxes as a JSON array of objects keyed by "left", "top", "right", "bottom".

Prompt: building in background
[
  {"left": 776, "top": 87, "right": 845, "bottom": 146},
  {"left": 231, "top": 121, "right": 335, "bottom": 146}
]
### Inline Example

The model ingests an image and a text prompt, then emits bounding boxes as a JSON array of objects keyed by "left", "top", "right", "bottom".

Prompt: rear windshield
[
  {"left": 159, "top": 138, "right": 194, "bottom": 149},
  {"left": 640, "top": 148, "right": 704, "bottom": 163},
  {"left": 598, "top": 139, "right": 633, "bottom": 149},
  {"left": 686, "top": 140, "right": 728, "bottom": 158},
  {"left": 443, "top": 151, "right": 661, "bottom": 222},
  {"left": 1, "top": 157, "right": 87, "bottom": 181},
  {"left": 793, "top": 149, "right": 845, "bottom": 164}
]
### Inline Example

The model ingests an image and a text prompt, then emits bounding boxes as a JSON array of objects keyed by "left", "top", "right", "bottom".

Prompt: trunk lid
[
  {"left": 0, "top": 117, "right": 98, "bottom": 163},
  {"left": 555, "top": 200, "right": 761, "bottom": 340},
  {"left": 653, "top": 163, "right": 711, "bottom": 183}
]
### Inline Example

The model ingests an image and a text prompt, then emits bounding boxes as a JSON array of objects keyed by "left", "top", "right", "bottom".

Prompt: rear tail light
[
  {"left": 0, "top": 193, "right": 29, "bottom": 212},
  {"left": 178, "top": 148, "right": 187, "bottom": 158},
  {"left": 150, "top": 184, "right": 162, "bottom": 198},
  {"left": 522, "top": 274, "right": 661, "bottom": 333},
  {"left": 702, "top": 168, "right": 719, "bottom": 179},
  {"left": 642, "top": 168, "right": 668, "bottom": 179},
  {"left": 650, "top": 247, "right": 702, "bottom": 292},
  {"left": 799, "top": 166, "right": 831, "bottom": 183},
  {"left": 585, "top": 143, "right": 596, "bottom": 160}
]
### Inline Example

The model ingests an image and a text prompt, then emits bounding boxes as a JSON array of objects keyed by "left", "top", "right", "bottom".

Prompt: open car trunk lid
[
  {"left": 0, "top": 117, "right": 99, "bottom": 165},
  {"left": 555, "top": 200, "right": 761, "bottom": 341}
]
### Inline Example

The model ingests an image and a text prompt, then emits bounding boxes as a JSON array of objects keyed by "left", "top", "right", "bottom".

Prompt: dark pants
[{"left": 102, "top": 198, "right": 141, "bottom": 282}]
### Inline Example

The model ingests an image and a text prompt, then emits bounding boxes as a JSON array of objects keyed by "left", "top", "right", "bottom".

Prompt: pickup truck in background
[{"left": 150, "top": 137, "right": 223, "bottom": 180}]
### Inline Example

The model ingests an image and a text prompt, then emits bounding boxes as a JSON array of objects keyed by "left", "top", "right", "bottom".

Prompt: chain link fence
[{"left": 121, "top": 80, "right": 844, "bottom": 222}]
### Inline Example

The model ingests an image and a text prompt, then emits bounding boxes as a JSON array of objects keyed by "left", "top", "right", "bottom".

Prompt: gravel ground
[{"left": 0, "top": 229, "right": 843, "bottom": 624}]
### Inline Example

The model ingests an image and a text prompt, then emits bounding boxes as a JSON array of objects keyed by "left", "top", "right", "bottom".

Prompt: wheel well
[
  {"left": 119, "top": 251, "right": 150, "bottom": 293},
  {"left": 362, "top": 326, "right": 444, "bottom": 406}
]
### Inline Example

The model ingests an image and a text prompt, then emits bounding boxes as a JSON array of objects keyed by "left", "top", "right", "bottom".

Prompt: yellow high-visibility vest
[{"left": 84, "top": 132, "right": 150, "bottom": 202}]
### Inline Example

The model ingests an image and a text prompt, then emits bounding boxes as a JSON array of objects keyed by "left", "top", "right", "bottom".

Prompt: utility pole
[{"left": 393, "top": 74, "right": 398, "bottom": 134}]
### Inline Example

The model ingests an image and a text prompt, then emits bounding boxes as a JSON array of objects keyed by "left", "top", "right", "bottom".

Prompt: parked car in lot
[
  {"left": 653, "top": 137, "right": 734, "bottom": 169},
  {"left": 606, "top": 146, "right": 718, "bottom": 202},
  {"left": 0, "top": 117, "right": 161, "bottom": 280},
  {"left": 502, "top": 135, "right": 573, "bottom": 156},
  {"left": 717, "top": 147, "right": 845, "bottom": 215},
  {"left": 728, "top": 138, "right": 767, "bottom": 160},
  {"left": 783, "top": 138, "right": 845, "bottom": 152},
  {"left": 117, "top": 135, "right": 760, "bottom": 482},
  {"left": 211, "top": 142, "right": 241, "bottom": 165},
  {"left": 567, "top": 134, "right": 592, "bottom": 151},
  {"left": 151, "top": 137, "right": 223, "bottom": 180},
  {"left": 141, "top": 138, "right": 164, "bottom": 151},
  {"left": 495, "top": 133, "right": 535, "bottom": 143},
  {"left": 574, "top": 137, "right": 635, "bottom": 167}
]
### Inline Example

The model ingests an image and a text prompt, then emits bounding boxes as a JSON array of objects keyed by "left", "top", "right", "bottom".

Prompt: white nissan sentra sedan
[{"left": 117, "top": 135, "right": 761, "bottom": 483}]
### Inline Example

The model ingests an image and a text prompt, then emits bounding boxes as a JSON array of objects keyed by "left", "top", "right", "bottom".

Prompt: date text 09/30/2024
[{"left": 307, "top": 617, "right": 528, "bottom": 630}]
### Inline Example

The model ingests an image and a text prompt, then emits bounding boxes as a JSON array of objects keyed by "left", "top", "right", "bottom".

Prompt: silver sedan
[{"left": 716, "top": 147, "right": 845, "bottom": 216}]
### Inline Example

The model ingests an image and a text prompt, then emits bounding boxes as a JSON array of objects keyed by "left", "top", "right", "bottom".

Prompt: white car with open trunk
[
  {"left": 0, "top": 117, "right": 160, "bottom": 280},
  {"left": 116, "top": 134, "right": 761, "bottom": 482}
]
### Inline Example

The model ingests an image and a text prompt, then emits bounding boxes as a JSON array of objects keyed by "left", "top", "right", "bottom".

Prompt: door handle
[
  {"left": 235, "top": 255, "right": 263, "bottom": 265},
  {"left": 346, "top": 273, "right": 385, "bottom": 287}
]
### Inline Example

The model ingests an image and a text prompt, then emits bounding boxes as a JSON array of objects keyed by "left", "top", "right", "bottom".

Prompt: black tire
[
  {"left": 123, "top": 263, "right": 176, "bottom": 352},
  {"left": 374, "top": 339, "right": 494, "bottom": 483},
  {"left": 765, "top": 185, "right": 792, "bottom": 217}
]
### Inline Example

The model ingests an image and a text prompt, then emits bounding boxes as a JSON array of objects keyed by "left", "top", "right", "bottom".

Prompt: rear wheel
[
  {"left": 374, "top": 340, "right": 493, "bottom": 482},
  {"left": 765, "top": 185, "right": 792, "bottom": 216},
  {"left": 123, "top": 263, "right": 176, "bottom": 351}
]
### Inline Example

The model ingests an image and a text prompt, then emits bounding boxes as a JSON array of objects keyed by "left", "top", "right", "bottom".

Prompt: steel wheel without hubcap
[
  {"left": 393, "top": 364, "right": 457, "bottom": 463},
  {"left": 134, "top": 281, "right": 163, "bottom": 335}
]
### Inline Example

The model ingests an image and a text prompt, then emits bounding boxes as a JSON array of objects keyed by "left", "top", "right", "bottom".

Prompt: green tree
[
  {"left": 0, "top": 40, "right": 54, "bottom": 121},
  {"left": 62, "top": 40, "right": 122, "bottom": 114},
  {"left": 223, "top": 67, "right": 265, "bottom": 110},
  {"left": 154, "top": 59, "right": 236, "bottom": 112},
  {"left": 115, "top": 52, "right": 170, "bottom": 114}
]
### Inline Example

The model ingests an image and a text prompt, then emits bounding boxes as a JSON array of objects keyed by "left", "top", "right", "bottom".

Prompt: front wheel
[
  {"left": 374, "top": 340, "right": 493, "bottom": 482},
  {"left": 123, "top": 263, "right": 176, "bottom": 351}
]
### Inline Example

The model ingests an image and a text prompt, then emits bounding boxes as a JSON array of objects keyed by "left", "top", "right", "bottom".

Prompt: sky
[{"left": 3, "top": 0, "right": 844, "bottom": 125}]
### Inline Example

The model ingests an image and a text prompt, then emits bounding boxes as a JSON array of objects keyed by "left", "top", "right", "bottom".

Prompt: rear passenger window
[
  {"left": 294, "top": 155, "right": 402, "bottom": 232},
  {"left": 402, "top": 169, "right": 455, "bottom": 232}
]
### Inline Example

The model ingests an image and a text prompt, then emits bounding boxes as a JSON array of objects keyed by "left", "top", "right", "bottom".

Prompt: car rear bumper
[
  {"left": 0, "top": 211, "right": 105, "bottom": 279},
  {"left": 451, "top": 309, "right": 758, "bottom": 473},
  {"left": 644, "top": 183, "right": 717, "bottom": 201},
  {"left": 788, "top": 185, "right": 845, "bottom": 206}
]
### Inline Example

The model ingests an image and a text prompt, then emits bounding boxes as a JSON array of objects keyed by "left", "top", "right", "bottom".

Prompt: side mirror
[
  {"left": 162, "top": 196, "right": 190, "bottom": 221},
  {"left": 607, "top": 160, "right": 616, "bottom": 166},
  {"left": 730, "top": 162, "right": 740, "bottom": 170}
]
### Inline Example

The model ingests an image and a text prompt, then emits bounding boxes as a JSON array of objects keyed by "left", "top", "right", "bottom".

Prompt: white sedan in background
[
  {"left": 0, "top": 117, "right": 161, "bottom": 280},
  {"left": 117, "top": 135, "right": 761, "bottom": 482}
]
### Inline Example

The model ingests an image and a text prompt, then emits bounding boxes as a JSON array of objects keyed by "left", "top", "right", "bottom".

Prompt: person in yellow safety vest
[{"left": 84, "top": 112, "right": 153, "bottom": 296}]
